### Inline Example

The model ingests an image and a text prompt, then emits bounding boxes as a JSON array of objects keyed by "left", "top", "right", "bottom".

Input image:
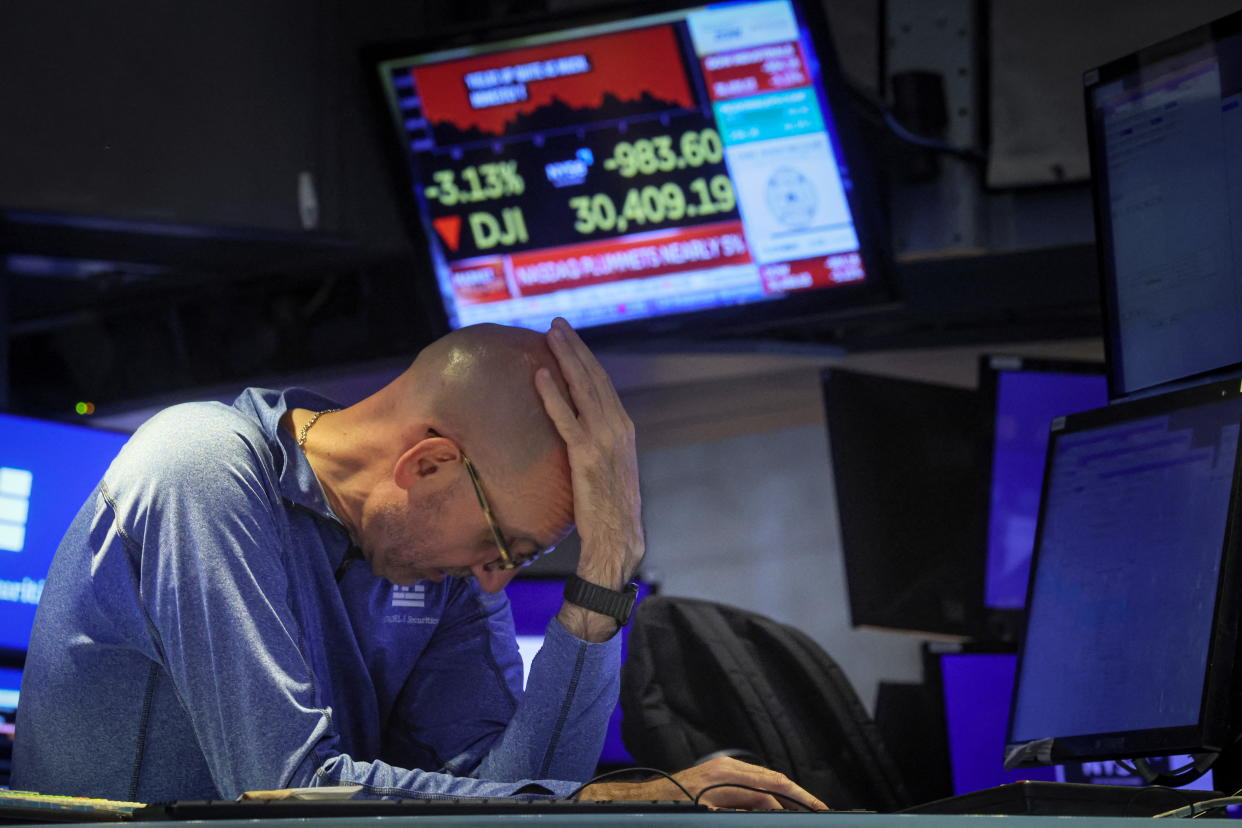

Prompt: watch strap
[{"left": 563, "top": 575, "right": 638, "bottom": 625}]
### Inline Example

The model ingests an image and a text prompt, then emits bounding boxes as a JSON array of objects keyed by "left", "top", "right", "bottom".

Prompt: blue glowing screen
[
  {"left": 0, "top": 414, "right": 128, "bottom": 654},
  {"left": 985, "top": 370, "right": 1107, "bottom": 610}
]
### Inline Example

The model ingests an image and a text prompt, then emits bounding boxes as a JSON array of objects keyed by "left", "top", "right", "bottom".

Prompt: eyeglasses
[{"left": 429, "top": 430, "right": 543, "bottom": 571}]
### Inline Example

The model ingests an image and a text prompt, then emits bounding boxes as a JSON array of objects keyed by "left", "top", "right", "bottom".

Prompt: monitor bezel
[
  {"left": 366, "top": 0, "right": 896, "bottom": 346},
  {"left": 823, "top": 367, "right": 986, "bottom": 640},
  {"left": 1084, "top": 10, "right": 1242, "bottom": 401},
  {"left": 1005, "top": 377, "right": 1242, "bottom": 764},
  {"left": 975, "top": 354, "right": 1107, "bottom": 641}
]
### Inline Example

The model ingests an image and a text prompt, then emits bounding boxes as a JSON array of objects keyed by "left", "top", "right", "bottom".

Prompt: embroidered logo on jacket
[
  {"left": 391, "top": 583, "right": 426, "bottom": 608},
  {"left": 383, "top": 582, "right": 439, "bottom": 625}
]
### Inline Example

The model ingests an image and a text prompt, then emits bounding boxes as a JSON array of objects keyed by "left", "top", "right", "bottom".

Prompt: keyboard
[
  {"left": 0, "top": 789, "right": 146, "bottom": 822},
  {"left": 134, "top": 797, "right": 709, "bottom": 820}
]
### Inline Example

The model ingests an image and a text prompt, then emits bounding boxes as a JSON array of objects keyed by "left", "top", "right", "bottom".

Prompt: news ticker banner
[{"left": 446, "top": 219, "right": 865, "bottom": 305}]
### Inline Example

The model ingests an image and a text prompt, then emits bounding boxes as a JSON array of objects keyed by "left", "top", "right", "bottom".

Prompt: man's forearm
[{"left": 476, "top": 615, "right": 621, "bottom": 782}]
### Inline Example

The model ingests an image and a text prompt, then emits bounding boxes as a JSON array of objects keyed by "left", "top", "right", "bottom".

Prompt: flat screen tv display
[
  {"left": 0, "top": 414, "right": 129, "bottom": 658},
  {"left": 823, "top": 368, "right": 984, "bottom": 639},
  {"left": 375, "top": 0, "right": 891, "bottom": 341}
]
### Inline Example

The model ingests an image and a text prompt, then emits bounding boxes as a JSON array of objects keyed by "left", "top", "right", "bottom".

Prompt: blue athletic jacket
[{"left": 12, "top": 388, "right": 619, "bottom": 802}]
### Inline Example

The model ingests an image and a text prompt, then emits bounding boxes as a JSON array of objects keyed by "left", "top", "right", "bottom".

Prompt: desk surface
[{"left": 0, "top": 815, "right": 1193, "bottom": 828}]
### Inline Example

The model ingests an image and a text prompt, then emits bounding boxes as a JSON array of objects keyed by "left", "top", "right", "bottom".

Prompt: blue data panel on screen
[{"left": 0, "top": 415, "right": 128, "bottom": 653}]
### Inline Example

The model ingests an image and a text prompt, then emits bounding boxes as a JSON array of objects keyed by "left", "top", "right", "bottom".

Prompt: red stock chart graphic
[{"left": 411, "top": 26, "right": 695, "bottom": 141}]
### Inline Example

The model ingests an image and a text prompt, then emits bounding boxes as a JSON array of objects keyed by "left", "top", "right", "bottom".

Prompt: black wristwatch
[{"left": 563, "top": 575, "right": 639, "bottom": 626}]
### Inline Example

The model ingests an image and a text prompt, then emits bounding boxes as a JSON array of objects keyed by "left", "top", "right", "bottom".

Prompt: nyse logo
[
  {"left": 392, "top": 583, "right": 426, "bottom": 608},
  {"left": 0, "top": 467, "right": 33, "bottom": 553}
]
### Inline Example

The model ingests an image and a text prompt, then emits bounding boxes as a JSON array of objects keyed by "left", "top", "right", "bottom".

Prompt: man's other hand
[{"left": 578, "top": 755, "right": 829, "bottom": 811}]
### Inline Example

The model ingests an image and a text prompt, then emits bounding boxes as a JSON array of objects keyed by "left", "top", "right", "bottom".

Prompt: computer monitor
[
  {"left": 0, "top": 414, "right": 129, "bottom": 659},
  {"left": 1085, "top": 9, "right": 1242, "bottom": 399},
  {"left": 823, "top": 368, "right": 984, "bottom": 639},
  {"left": 937, "top": 651, "right": 1212, "bottom": 794},
  {"left": 373, "top": 0, "right": 892, "bottom": 342},
  {"left": 506, "top": 574, "right": 655, "bottom": 767},
  {"left": 1007, "top": 378, "right": 1242, "bottom": 768},
  {"left": 978, "top": 356, "right": 1108, "bottom": 630}
]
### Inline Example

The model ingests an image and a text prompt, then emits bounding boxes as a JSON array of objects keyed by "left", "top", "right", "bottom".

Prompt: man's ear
[{"left": 393, "top": 435, "right": 461, "bottom": 491}]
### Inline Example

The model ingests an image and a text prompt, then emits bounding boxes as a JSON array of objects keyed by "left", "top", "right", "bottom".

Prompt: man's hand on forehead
[{"left": 535, "top": 318, "right": 645, "bottom": 641}]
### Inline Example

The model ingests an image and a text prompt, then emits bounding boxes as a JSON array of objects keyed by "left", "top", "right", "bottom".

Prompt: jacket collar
[{"left": 232, "top": 386, "right": 345, "bottom": 520}]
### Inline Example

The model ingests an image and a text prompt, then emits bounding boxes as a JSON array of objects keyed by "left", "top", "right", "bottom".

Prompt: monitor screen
[
  {"left": 1085, "top": 10, "right": 1242, "bottom": 398},
  {"left": 375, "top": 0, "right": 890, "bottom": 339},
  {"left": 823, "top": 368, "right": 984, "bottom": 639},
  {"left": 0, "top": 414, "right": 129, "bottom": 656},
  {"left": 1007, "top": 378, "right": 1242, "bottom": 764},
  {"left": 980, "top": 357, "right": 1108, "bottom": 613},
  {"left": 506, "top": 575, "right": 654, "bottom": 767}
]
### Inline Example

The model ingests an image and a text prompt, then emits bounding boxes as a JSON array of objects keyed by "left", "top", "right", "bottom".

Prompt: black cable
[
  {"left": 1133, "top": 754, "right": 1218, "bottom": 788},
  {"left": 845, "top": 84, "right": 987, "bottom": 164},
  {"left": 692, "top": 782, "right": 818, "bottom": 812},
  {"left": 1124, "top": 783, "right": 1206, "bottom": 816},
  {"left": 1152, "top": 795, "right": 1242, "bottom": 818},
  {"left": 565, "top": 766, "right": 694, "bottom": 802}
]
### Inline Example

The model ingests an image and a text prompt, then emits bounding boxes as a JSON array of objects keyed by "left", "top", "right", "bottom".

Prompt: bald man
[{"left": 13, "top": 319, "right": 822, "bottom": 811}]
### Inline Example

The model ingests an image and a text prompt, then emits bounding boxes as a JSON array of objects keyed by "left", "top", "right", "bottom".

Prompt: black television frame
[
  {"left": 1005, "top": 377, "right": 1242, "bottom": 767},
  {"left": 1084, "top": 9, "right": 1242, "bottom": 401},
  {"left": 366, "top": 0, "right": 896, "bottom": 347},
  {"left": 823, "top": 367, "right": 985, "bottom": 640},
  {"left": 975, "top": 354, "right": 1107, "bottom": 642}
]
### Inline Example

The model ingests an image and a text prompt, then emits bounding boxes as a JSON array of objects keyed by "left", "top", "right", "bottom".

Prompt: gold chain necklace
[{"left": 297, "top": 408, "right": 341, "bottom": 448}]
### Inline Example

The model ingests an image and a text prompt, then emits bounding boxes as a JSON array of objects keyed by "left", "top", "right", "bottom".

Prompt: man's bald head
[{"left": 399, "top": 324, "right": 571, "bottom": 482}]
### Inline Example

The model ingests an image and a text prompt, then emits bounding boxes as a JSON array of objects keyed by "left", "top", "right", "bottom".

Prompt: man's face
[{"left": 359, "top": 454, "right": 573, "bottom": 593}]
